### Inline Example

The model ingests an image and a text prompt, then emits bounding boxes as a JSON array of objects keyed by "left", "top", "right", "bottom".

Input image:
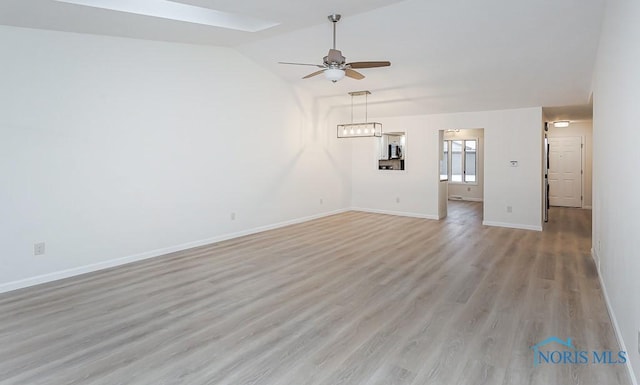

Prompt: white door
[{"left": 548, "top": 136, "right": 582, "bottom": 207}]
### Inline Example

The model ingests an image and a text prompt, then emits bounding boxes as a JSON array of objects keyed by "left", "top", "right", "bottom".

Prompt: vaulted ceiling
[{"left": 1, "top": 0, "right": 603, "bottom": 119}]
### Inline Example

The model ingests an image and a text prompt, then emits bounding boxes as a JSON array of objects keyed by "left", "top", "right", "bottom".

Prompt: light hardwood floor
[{"left": 0, "top": 202, "right": 632, "bottom": 385}]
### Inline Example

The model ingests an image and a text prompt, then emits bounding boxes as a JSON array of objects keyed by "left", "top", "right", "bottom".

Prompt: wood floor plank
[{"left": 0, "top": 202, "right": 632, "bottom": 385}]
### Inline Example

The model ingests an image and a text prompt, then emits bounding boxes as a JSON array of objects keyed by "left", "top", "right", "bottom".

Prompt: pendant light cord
[
  {"left": 351, "top": 93, "right": 354, "bottom": 123},
  {"left": 348, "top": 91, "right": 371, "bottom": 124}
]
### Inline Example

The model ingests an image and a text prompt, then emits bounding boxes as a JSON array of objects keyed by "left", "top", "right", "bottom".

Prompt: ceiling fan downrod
[{"left": 328, "top": 14, "right": 341, "bottom": 50}]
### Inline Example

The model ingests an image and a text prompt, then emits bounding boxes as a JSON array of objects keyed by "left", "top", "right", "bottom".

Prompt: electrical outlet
[
  {"left": 396, "top": 197, "right": 400, "bottom": 203},
  {"left": 506, "top": 206, "right": 513, "bottom": 213},
  {"left": 34, "top": 242, "right": 45, "bottom": 256},
  {"left": 467, "top": 187, "right": 471, "bottom": 192},
  {"left": 230, "top": 212, "right": 236, "bottom": 221},
  {"left": 319, "top": 198, "right": 323, "bottom": 205}
]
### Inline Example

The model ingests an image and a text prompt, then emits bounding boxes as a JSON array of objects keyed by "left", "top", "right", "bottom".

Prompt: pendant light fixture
[{"left": 337, "top": 91, "right": 382, "bottom": 138}]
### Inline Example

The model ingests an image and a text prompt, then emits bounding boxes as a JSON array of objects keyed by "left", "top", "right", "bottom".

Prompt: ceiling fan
[{"left": 279, "top": 14, "right": 391, "bottom": 82}]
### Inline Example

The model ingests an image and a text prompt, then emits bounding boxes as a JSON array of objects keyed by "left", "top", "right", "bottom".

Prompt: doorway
[{"left": 439, "top": 128, "right": 485, "bottom": 222}]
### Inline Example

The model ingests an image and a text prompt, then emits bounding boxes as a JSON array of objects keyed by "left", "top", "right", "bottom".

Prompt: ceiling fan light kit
[
  {"left": 324, "top": 68, "right": 346, "bottom": 82},
  {"left": 278, "top": 14, "right": 391, "bottom": 82}
]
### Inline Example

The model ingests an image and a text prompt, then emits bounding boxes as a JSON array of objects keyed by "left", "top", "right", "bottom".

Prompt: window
[
  {"left": 440, "top": 141, "right": 448, "bottom": 180},
  {"left": 451, "top": 140, "right": 463, "bottom": 182},
  {"left": 464, "top": 140, "right": 476, "bottom": 182},
  {"left": 442, "top": 139, "right": 477, "bottom": 183}
]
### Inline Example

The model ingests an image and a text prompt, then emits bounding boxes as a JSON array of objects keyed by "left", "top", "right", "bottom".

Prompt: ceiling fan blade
[
  {"left": 345, "top": 68, "right": 365, "bottom": 80},
  {"left": 278, "top": 62, "right": 324, "bottom": 68},
  {"left": 302, "top": 70, "right": 325, "bottom": 79},
  {"left": 346, "top": 61, "right": 391, "bottom": 69},
  {"left": 327, "top": 49, "right": 344, "bottom": 64}
]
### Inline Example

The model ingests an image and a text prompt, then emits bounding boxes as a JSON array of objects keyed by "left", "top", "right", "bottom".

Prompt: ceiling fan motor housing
[{"left": 324, "top": 51, "right": 346, "bottom": 66}]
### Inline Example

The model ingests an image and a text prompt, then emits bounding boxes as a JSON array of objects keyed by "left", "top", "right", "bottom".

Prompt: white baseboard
[
  {"left": 0, "top": 208, "right": 349, "bottom": 294},
  {"left": 482, "top": 220, "right": 543, "bottom": 232},
  {"left": 593, "top": 249, "right": 638, "bottom": 385},
  {"left": 591, "top": 247, "right": 600, "bottom": 272},
  {"left": 448, "top": 196, "right": 484, "bottom": 202},
  {"left": 350, "top": 207, "right": 439, "bottom": 220}
]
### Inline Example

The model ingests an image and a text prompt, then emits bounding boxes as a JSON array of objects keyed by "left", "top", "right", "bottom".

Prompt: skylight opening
[{"left": 55, "top": 0, "right": 280, "bottom": 32}]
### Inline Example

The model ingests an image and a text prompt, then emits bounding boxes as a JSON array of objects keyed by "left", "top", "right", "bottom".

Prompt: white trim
[
  {"left": 351, "top": 207, "right": 439, "bottom": 220},
  {"left": 482, "top": 220, "right": 543, "bottom": 231},
  {"left": 448, "top": 196, "right": 484, "bottom": 202},
  {"left": 591, "top": 248, "right": 600, "bottom": 272},
  {"left": 0, "top": 209, "right": 349, "bottom": 294},
  {"left": 592, "top": 250, "right": 639, "bottom": 385},
  {"left": 580, "top": 135, "right": 593, "bottom": 209}
]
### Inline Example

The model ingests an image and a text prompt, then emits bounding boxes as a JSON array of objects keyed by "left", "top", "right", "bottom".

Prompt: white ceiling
[
  {"left": 1, "top": 0, "right": 603, "bottom": 119},
  {"left": 0, "top": 0, "right": 405, "bottom": 46},
  {"left": 543, "top": 104, "right": 594, "bottom": 122}
]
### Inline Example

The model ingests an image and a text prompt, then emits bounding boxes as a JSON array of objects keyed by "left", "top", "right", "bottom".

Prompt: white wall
[
  {"left": 437, "top": 130, "right": 448, "bottom": 219},
  {"left": 547, "top": 120, "right": 593, "bottom": 208},
  {"left": 444, "top": 128, "right": 484, "bottom": 201},
  {"left": 349, "top": 107, "right": 543, "bottom": 230},
  {"left": 0, "top": 26, "right": 351, "bottom": 291},
  {"left": 592, "top": 0, "right": 640, "bottom": 381}
]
